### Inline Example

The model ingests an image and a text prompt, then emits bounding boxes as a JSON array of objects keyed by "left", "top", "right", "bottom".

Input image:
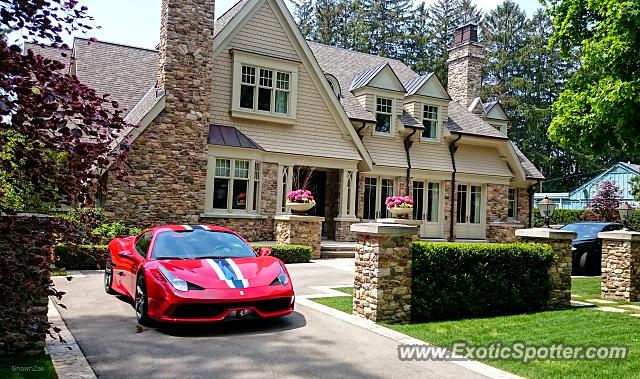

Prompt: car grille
[{"left": 171, "top": 298, "right": 292, "bottom": 319}]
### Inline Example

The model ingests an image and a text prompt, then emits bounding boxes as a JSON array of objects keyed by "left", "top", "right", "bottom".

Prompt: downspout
[
  {"left": 448, "top": 134, "right": 463, "bottom": 241},
  {"left": 356, "top": 122, "right": 367, "bottom": 139},
  {"left": 403, "top": 129, "right": 417, "bottom": 196},
  {"left": 527, "top": 181, "right": 540, "bottom": 228}
]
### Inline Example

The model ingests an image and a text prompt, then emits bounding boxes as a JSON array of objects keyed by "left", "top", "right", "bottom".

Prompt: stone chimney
[
  {"left": 157, "top": 0, "right": 216, "bottom": 122},
  {"left": 447, "top": 24, "right": 484, "bottom": 108}
]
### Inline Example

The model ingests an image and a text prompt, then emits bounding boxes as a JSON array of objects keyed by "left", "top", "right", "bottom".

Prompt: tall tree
[
  {"left": 363, "top": 0, "right": 412, "bottom": 58},
  {"left": 314, "top": 0, "right": 340, "bottom": 45},
  {"left": 545, "top": 0, "right": 640, "bottom": 161},
  {"left": 457, "top": 0, "right": 482, "bottom": 26},
  {"left": 425, "top": 0, "right": 464, "bottom": 82},
  {"left": 403, "top": 2, "right": 432, "bottom": 73},
  {"left": 292, "top": 0, "right": 315, "bottom": 40}
]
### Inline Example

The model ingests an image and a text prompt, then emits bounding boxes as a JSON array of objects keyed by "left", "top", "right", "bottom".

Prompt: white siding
[{"left": 456, "top": 145, "right": 512, "bottom": 177}]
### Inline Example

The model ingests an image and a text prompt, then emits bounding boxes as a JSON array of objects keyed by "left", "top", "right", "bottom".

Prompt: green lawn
[
  {"left": 0, "top": 354, "right": 57, "bottom": 379},
  {"left": 572, "top": 276, "right": 640, "bottom": 306},
  {"left": 311, "top": 282, "right": 640, "bottom": 379},
  {"left": 311, "top": 287, "right": 353, "bottom": 313},
  {"left": 50, "top": 268, "right": 67, "bottom": 277}
]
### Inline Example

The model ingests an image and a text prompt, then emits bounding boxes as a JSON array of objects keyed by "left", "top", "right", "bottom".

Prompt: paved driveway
[{"left": 52, "top": 260, "right": 486, "bottom": 379}]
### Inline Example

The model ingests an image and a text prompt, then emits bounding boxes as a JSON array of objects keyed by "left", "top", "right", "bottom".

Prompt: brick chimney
[
  {"left": 157, "top": 0, "right": 215, "bottom": 122},
  {"left": 447, "top": 24, "right": 484, "bottom": 108}
]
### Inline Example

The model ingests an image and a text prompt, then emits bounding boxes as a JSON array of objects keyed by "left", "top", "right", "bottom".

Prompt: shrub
[
  {"left": 411, "top": 242, "right": 556, "bottom": 322},
  {"left": 54, "top": 244, "right": 108, "bottom": 270},
  {"left": 92, "top": 221, "right": 141, "bottom": 245},
  {"left": 254, "top": 244, "right": 312, "bottom": 264},
  {"left": 628, "top": 209, "right": 640, "bottom": 232},
  {"left": 533, "top": 208, "right": 587, "bottom": 226}
]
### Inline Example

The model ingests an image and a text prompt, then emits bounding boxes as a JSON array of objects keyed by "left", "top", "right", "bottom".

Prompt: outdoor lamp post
[
  {"left": 539, "top": 196, "right": 557, "bottom": 228},
  {"left": 618, "top": 202, "right": 633, "bottom": 230}
]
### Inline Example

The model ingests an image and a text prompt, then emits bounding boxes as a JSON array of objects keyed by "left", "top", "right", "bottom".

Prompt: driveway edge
[
  {"left": 297, "top": 297, "right": 524, "bottom": 379},
  {"left": 46, "top": 298, "right": 97, "bottom": 379}
]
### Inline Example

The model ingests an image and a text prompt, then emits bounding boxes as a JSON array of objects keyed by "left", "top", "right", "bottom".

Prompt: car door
[{"left": 120, "top": 232, "right": 152, "bottom": 297}]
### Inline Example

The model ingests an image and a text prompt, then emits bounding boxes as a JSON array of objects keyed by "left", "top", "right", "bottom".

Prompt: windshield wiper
[{"left": 193, "top": 255, "right": 228, "bottom": 260}]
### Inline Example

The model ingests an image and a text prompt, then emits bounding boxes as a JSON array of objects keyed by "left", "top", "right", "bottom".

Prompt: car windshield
[
  {"left": 152, "top": 230, "right": 257, "bottom": 260},
  {"left": 561, "top": 223, "right": 609, "bottom": 239}
]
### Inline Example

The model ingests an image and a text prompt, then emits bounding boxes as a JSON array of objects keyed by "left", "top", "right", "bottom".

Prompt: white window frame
[
  {"left": 232, "top": 51, "right": 299, "bottom": 124},
  {"left": 421, "top": 104, "right": 439, "bottom": 141},
  {"left": 208, "top": 157, "right": 262, "bottom": 215},
  {"left": 508, "top": 188, "right": 518, "bottom": 221},
  {"left": 363, "top": 175, "right": 395, "bottom": 220},
  {"left": 373, "top": 95, "right": 395, "bottom": 136}
]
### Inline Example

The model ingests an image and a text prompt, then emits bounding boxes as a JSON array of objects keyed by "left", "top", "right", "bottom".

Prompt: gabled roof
[
  {"left": 208, "top": 125, "right": 263, "bottom": 150},
  {"left": 349, "top": 64, "right": 386, "bottom": 92},
  {"left": 404, "top": 74, "right": 433, "bottom": 96},
  {"left": 23, "top": 43, "right": 71, "bottom": 70},
  {"left": 214, "top": 0, "right": 249, "bottom": 36},
  {"left": 484, "top": 100, "right": 510, "bottom": 122},
  {"left": 569, "top": 162, "right": 640, "bottom": 197},
  {"left": 511, "top": 143, "right": 545, "bottom": 180},
  {"left": 447, "top": 101, "right": 507, "bottom": 139},
  {"left": 403, "top": 73, "right": 451, "bottom": 100},
  {"left": 484, "top": 101, "right": 499, "bottom": 113}
]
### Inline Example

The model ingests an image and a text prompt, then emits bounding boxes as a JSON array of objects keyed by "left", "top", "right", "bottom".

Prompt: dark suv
[{"left": 561, "top": 222, "right": 623, "bottom": 276}]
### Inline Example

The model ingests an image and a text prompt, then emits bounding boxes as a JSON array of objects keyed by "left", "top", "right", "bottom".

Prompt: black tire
[
  {"left": 135, "top": 274, "right": 152, "bottom": 326},
  {"left": 104, "top": 259, "right": 117, "bottom": 295}
]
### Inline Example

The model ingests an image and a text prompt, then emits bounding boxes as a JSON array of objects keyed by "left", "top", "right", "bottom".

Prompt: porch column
[
  {"left": 599, "top": 231, "right": 640, "bottom": 302},
  {"left": 334, "top": 169, "right": 359, "bottom": 242}
]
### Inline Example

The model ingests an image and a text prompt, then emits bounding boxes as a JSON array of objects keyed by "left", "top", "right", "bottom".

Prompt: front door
[
  {"left": 413, "top": 181, "right": 444, "bottom": 238},
  {"left": 363, "top": 176, "right": 394, "bottom": 220},
  {"left": 455, "top": 184, "right": 485, "bottom": 239}
]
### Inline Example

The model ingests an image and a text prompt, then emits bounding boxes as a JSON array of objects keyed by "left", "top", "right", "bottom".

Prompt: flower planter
[
  {"left": 388, "top": 207, "right": 412, "bottom": 218},
  {"left": 287, "top": 202, "right": 315, "bottom": 213}
]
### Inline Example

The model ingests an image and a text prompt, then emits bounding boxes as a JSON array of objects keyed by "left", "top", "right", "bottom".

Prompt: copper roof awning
[{"left": 208, "top": 124, "right": 264, "bottom": 150}]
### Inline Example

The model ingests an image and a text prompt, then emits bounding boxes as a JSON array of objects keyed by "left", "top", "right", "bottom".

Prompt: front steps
[{"left": 320, "top": 241, "right": 356, "bottom": 259}]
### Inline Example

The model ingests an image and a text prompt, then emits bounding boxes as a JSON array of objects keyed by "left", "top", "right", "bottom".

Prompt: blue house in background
[{"left": 534, "top": 162, "right": 640, "bottom": 210}]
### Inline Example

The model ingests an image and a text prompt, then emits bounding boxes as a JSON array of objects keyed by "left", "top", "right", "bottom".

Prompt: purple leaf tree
[{"left": 586, "top": 180, "right": 621, "bottom": 222}]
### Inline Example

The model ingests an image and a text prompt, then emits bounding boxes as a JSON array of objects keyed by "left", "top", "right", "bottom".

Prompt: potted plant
[
  {"left": 386, "top": 195, "right": 414, "bottom": 218},
  {"left": 286, "top": 189, "right": 316, "bottom": 213}
]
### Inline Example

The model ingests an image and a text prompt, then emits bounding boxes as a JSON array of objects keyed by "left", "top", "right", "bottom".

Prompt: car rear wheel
[
  {"left": 104, "top": 259, "right": 117, "bottom": 295},
  {"left": 135, "top": 275, "right": 152, "bottom": 325},
  {"left": 577, "top": 252, "right": 589, "bottom": 276}
]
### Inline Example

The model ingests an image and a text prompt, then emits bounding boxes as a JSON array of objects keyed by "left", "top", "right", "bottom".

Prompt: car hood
[
  {"left": 157, "top": 257, "right": 283, "bottom": 289},
  {"left": 573, "top": 238, "right": 598, "bottom": 246}
]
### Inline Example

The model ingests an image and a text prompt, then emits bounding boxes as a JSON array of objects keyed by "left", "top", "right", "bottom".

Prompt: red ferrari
[{"left": 104, "top": 225, "right": 295, "bottom": 324}]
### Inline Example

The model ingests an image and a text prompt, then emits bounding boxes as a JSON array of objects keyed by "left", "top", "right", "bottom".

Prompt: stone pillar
[
  {"left": 515, "top": 228, "right": 576, "bottom": 309},
  {"left": 447, "top": 24, "right": 484, "bottom": 108},
  {"left": 599, "top": 231, "right": 640, "bottom": 302},
  {"left": 274, "top": 215, "right": 324, "bottom": 258},
  {"left": 351, "top": 223, "right": 417, "bottom": 323},
  {"left": 334, "top": 218, "right": 359, "bottom": 242}
]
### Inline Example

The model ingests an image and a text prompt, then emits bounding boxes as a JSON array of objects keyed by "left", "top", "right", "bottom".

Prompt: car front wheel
[
  {"left": 104, "top": 259, "right": 117, "bottom": 295},
  {"left": 135, "top": 275, "right": 152, "bottom": 325}
]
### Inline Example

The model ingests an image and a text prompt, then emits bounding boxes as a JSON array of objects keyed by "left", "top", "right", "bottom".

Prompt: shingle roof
[
  {"left": 72, "top": 38, "right": 158, "bottom": 115},
  {"left": 447, "top": 101, "right": 507, "bottom": 139},
  {"left": 512, "top": 143, "right": 545, "bottom": 179},
  {"left": 214, "top": 0, "right": 249, "bottom": 36},
  {"left": 400, "top": 111, "right": 423, "bottom": 128},
  {"left": 404, "top": 74, "right": 434, "bottom": 96},
  {"left": 309, "top": 42, "right": 416, "bottom": 122},
  {"left": 23, "top": 42, "right": 71, "bottom": 72},
  {"left": 208, "top": 125, "right": 263, "bottom": 150}
]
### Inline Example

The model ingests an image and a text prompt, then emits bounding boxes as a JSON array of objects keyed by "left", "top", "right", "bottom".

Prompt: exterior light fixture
[
  {"left": 539, "top": 196, "right": 556, "bottom": 228},
  {"left": 618, "top": 202, "right": 633, "bottom": 230}
]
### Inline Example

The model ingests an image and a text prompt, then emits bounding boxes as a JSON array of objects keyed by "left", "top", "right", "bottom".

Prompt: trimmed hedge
[
  {"left": 254, "top": 244, "right": 312, "bottom": 264},
  {"left": 411, "top": 242, "right": 556, "bottom": 322},
  {"left": 533, "top": 208, "right": 587, "bottom": 227},
  {"left": 628, "top": 209, "right": 640, "bottom": 232},
  {"left": 54, "top": 244, "right": 108, "bottom": 270}
]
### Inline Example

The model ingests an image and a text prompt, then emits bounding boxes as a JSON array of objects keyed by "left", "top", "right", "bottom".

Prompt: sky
[{"left": 10, "top": 0, "right": 543, "bottom": 50}]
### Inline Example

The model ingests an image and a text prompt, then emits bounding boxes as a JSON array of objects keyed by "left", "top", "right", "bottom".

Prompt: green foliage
[
  {"left": 630, "top": 176, "right": 640, "bottom": 201},
  {"left": 411, "top": 242, "right": 555, "bottom": 321},
  {"left": 54, "top": 244, "right": 108, "bottom": 270},
  {"left": 545, "top": 0, "right": 640, "bottom": 162},
  {"left": 253, "top": 244, "right": 312, "bottom": 264},
  {"left": 533, "top": 208, "right": 587, "bottom": 226},
  {"left": 92, "top": 221, "right": 142, "bottom": 245},
  {"left": 627, "top": 209, "right": 640, "bottom": 232}
]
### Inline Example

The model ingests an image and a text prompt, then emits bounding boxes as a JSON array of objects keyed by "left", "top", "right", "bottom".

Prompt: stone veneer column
[
  {"left": 274, "top": 215, "right": 324, "bottom": 258},
  {"left": 516, "top": 228, "right": 576, "bottom": 309},
  {"left": 447, "top": 40, "right": 484, "bottom": 108},
  {"left": 599, "top": 231, "right": 640, "bottom": 302},
  {"left": 351, "top": 223, "right": 417, "bottom": 323}
]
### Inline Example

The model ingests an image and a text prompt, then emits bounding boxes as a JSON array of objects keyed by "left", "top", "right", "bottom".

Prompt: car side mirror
[{"left": 259, "top": 247, "right": 272, "bottom": 257}]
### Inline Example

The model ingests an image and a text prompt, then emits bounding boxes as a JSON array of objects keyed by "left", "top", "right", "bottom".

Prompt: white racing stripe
[
  {"left": 206, "top": 259, "right": 235, "bottom": 288},
  {"left": 226, "top": 258, "right": 249, "bottom": 288},
  {"left": 181, "top": 225, "right": 193, "bottom": 231},
  {"left": 200, "top": 224, "right": 212, "bottom": 231}
]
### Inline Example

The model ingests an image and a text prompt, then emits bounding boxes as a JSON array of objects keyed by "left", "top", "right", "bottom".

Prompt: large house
[
  {"left": 27, "top": 0, "right": 543, "bottom": 242},
  {"left": 535, "top": 162, "right": 640, "bottom": 210}
]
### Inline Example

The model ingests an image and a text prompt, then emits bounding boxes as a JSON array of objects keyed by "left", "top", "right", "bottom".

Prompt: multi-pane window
[
  {"left": 381, "top": 179, "right": 394, "bottom": 218},
  {"left": 240, "top": 64, "right": 291, "bottom": 115},
  {"left": 212, "top": 158, "right": 261, "bottom": 213},
  {"left": 422, "top": 105, "right": 438, "bottom": 139},
  {"left": 508, "top": 188, "right": 517, "bottom": 220},
  {"left": 375, "top": 97, "right": 393, "bottom": 134},
  {"left": 363, "top": 177, "right": 378, "bottom": 220},
  {"left": 363, "top": 176, "right": 395, "bottom": 219},
  {"left": 427, "top": 182, "right": 440, "bottom": 222}
]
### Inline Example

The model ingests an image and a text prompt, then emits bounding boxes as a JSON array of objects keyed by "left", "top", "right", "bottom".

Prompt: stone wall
[
  {"left": 600, "top": 232, "right": 640, "bottom": 302},
  {"left": 335, "top": 220, "right": 358, "bottom": 242},
  {"left": 447, "top": 41, "right": 484, "bottom": 108},
  {"left": 517, "top": 187, "right": 530, "bottom": 227},
  {"left": 352, "top": 223, "right": 416, "bottom": 323},
  {"left": 516, "top": 229, "right": 574, "bottom": 309},
  {"left": 486, "top": 184, "right": 509, "bottom": 223},
  {"left": 487, "top": 222, "right": 522, "bottom": 243},
  {"left": 275, "top": 215, "right": 324, "bottom": 258},
  {"left": 104, "top": 0, "right": 215, "bottom": 227},
  {"left": 443, "top": 180, "right": 454, "bottom": 241}
]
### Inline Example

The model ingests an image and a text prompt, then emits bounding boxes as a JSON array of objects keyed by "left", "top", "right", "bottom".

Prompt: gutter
[
  {"left": 527, "top": 180, "right": 541, "bottom": 228},
  {"left": 356, "top": 122, "right": 366, "bottom": 139},
  {"left": 403, "top": 129, "right": 417, "bottom": 196},
  {"left": 448, "top": 134, "right": 463, "bottom": 241}
]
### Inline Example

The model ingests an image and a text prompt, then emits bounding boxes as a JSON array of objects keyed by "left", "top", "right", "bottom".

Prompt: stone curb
[
  {"left": 46, "top": 299, "right": 96, "bottom": 379},
  {"left": 297, "top": 296, "right": 524, "bottom": 379}
]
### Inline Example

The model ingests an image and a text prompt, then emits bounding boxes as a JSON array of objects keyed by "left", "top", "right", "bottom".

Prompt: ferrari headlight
[
  {"left": 270, "top": 263, "right": 289, "bottom": 286},
  {"left": 158, "top": 265, "right": 189, "bottom": 292}
]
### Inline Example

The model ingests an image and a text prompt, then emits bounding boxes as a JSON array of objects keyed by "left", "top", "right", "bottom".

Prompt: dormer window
[
  {"left": 232, "top": 50, "right": 298, "bottom": 124},
  {"left": 375, "top": 97, "right": 393, "bottom": 135},
  {"left": 422, "top": 105, "right": 438, "bottom": 140}
]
